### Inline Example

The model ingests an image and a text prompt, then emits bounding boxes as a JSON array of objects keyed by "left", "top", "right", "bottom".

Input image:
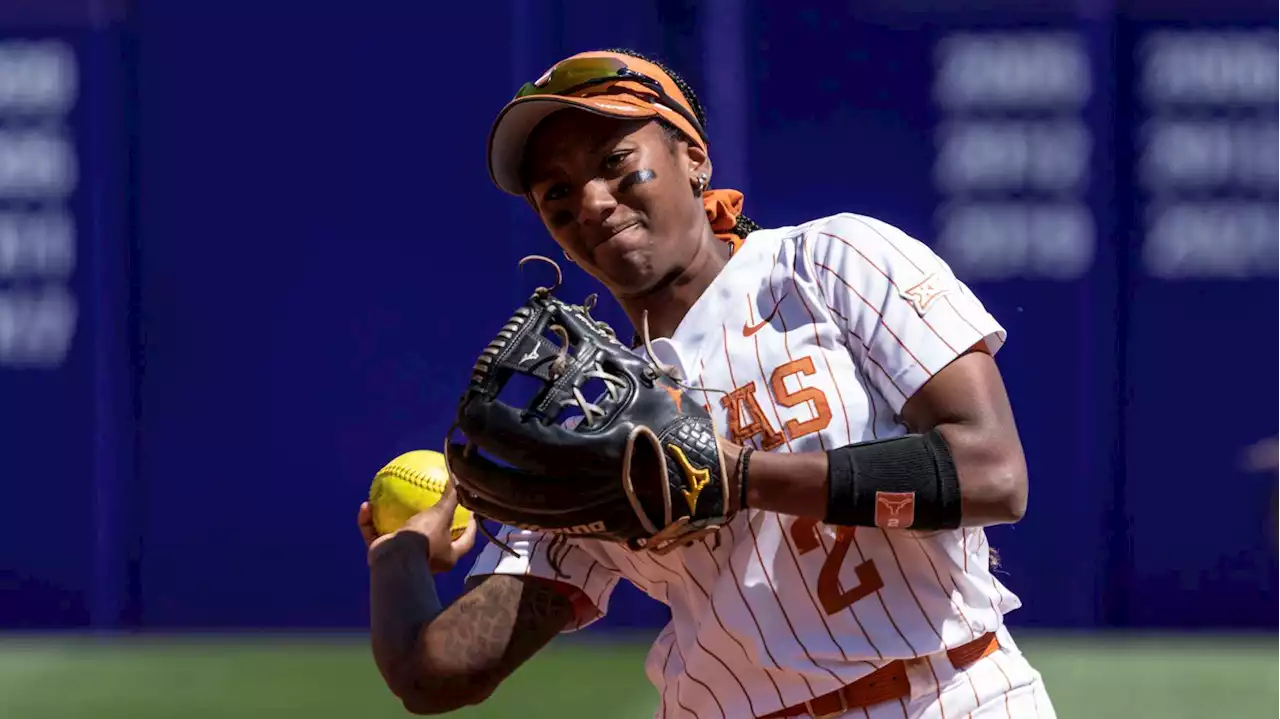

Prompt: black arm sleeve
[{"left": 369, "top": 532, "right": 444, "bottom": 656}]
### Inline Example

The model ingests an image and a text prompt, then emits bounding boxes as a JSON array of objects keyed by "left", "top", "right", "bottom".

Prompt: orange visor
[{"left": 487, "top": 51, "right": 709, "bottom": 196}]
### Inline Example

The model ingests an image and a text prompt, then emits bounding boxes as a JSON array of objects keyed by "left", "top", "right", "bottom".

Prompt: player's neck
[{"left": 618, "top": 227, "right": 731, "bottom": 340}]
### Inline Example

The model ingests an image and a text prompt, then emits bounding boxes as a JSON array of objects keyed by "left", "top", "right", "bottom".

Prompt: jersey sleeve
[
  {"left": 804, "top": 213, "right": 1006, "bottom": 416},
  {"left": 465, "top": 523, "right": 623, "bottom": 633}
]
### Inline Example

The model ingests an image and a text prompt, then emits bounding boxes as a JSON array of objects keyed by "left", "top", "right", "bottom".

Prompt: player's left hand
[{"left": 445, "top": 270, "right": 738, "bottom": 555}]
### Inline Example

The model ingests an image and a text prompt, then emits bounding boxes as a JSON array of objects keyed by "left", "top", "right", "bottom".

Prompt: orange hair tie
[{"left": 703, "top": 188, "right": 745, "bottom": 252}]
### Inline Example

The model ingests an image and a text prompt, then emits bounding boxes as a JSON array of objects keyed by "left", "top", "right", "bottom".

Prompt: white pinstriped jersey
[{"left": 467, "top": 212, "right": 1022, "bottom": 719}]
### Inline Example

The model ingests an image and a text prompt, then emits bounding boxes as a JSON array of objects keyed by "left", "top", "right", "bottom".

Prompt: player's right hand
[{"left": 359, "top": 480, "right": 478, "bottom": 574}]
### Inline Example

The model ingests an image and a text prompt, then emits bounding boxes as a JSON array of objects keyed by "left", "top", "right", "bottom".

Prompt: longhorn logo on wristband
[{"left": 875, "top": 492, "right": 916, "bottom": 529}]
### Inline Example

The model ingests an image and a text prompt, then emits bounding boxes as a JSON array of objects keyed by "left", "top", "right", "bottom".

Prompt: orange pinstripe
[
  {"left": 814, "top": 260, "right": 935, "bottom": 377},
  {"left": 819, "top": 232, "right": 962, "bottom": 355}
]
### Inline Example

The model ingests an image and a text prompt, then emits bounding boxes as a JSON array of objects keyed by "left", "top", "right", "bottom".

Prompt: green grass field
[{"left": 0, "top": 632, "right": 1274, "bottom": 718}]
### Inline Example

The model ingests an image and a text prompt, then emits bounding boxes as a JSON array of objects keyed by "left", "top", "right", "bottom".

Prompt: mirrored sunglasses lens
[{"left": 518, "top": 58, "right": 628, "bottom": 97}]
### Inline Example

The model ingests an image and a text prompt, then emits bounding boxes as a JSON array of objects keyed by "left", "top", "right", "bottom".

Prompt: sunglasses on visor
[{"left": 515, "top": 56, "right": 708, "bottom": 145}]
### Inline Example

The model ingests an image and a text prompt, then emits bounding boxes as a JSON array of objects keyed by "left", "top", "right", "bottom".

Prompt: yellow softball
[{"left": 368, "top": 450, "right": 472, "bottom": 539}]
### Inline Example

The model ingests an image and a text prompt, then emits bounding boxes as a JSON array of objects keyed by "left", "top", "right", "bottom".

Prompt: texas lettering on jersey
[{"left": 468, "top": 212, "right": 1022, "bottom": 719}]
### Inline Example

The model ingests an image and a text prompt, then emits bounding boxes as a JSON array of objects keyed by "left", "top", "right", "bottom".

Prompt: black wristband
[
  {"left": 823, "top": 429, "right": 962, "bottom": 530},
  {"left": 369, "top": 532, "right": 444, "bottom": 655}
]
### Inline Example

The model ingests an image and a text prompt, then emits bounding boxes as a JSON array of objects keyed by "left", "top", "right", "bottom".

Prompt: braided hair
[{"left": 603, "top": 48, "right": 763, "bottom": 245}]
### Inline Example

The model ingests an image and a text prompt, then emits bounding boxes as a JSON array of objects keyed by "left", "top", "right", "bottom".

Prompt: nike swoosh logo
[{"left": 743, "top": 292, "right": 787, "bottom": 337}]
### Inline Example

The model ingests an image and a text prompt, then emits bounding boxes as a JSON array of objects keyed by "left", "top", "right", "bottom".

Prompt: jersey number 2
[{"left": 791, "top": 518, "right": 884, "bottom": 615}]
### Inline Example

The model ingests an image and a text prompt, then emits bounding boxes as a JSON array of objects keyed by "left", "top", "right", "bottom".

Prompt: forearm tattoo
[{"left": 416, "top": 575, "right": 576, "bottom": 698}]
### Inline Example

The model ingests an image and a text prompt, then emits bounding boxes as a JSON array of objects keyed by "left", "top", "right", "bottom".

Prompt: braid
[
  {"left": 733, "top": 214, "right": 763, "bottom": 239},
  {"left": 601, "top": 48, "right": 762, "bottom": 245},
  {"left": 602, "top": 48, "right": 707, "bottom": 130}
]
